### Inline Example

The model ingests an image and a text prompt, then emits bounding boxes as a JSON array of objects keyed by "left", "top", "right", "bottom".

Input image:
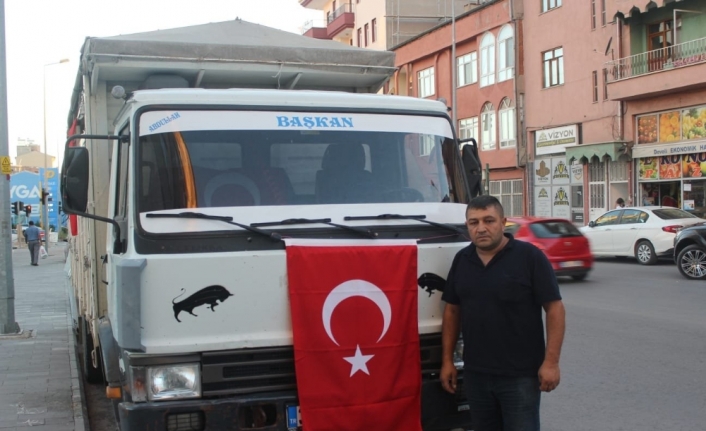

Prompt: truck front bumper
[{"left": 118, "top": 380, "right": 470, "bottom": 431}]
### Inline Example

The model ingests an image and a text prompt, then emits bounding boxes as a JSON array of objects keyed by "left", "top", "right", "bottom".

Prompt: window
[
  {"left": 602, "top": 68, "right": 608, "bottom": 100},
  {"left": 542, "top": 0, "right": 562, "bottom": 13},
  {"left": 594, "top": 210, "right": 620, "bottom": 226},
  {"left": 529, "top": 221, "right": 582, "bottom": 238},
  {"left": 498, "top": 25, "right": 515, "bottom": 82},
  {"left": 372, "top": 19, "right": 377, "bottom": 43},
  {"left": 459, "top": 117, "right": 479, "bottom": 141},
  {"left": 489, "top": 179, "right": 523, "bottom": 216},
  {"left": 543, "top": 47, "right": 564, "bottom": 88},
  {"left": 601, "top": 0, "right": 606, "bottom": 26},
  {"left": 457, "top": 52, "right": 478, "bottom": 86},
  {"left": 419, "top": 135, "right": 435, "bottom": 156},
  {"left": 591, "top": 0, "right": 596, "bottom": 29},
  {"left": 364, "top": 23, "right": 369, "bottom": 46},
  {"left": 619, "top": 209, "right": 646, "bottom": 224},
  {"left": 480, "top": 33, "right": 495, "bottom": 87},
  {"left": 357, "top": 28, "right": 362, "bottom": 47},
  {"left": 481, "top": 102, "right": 496, "bottom": 150},
  {"left": 592, "top": 70, "right": 598, "bottom": 102},
  {"left": 418, "top": 67, "right": 435, "bottom": 98},
  {"left": 647, "top": 19, "right": 673, "bottom": 71},
  {"left": 499, "top": 98, "right": 516, "bottom": 148}
]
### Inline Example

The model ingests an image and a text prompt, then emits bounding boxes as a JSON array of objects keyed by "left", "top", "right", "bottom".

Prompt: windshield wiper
[
  {"left": 251, "top": 217, "right": 377, "bottom": 239},
  {"left": 146, "top": 212, "right": 282, "bottom": 241},
  {"left": 344, "top": 214, "right": 467, "bottom": 236}
]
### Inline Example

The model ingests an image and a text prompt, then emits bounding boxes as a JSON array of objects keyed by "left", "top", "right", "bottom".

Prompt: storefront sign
[
  {"left": 682, "top": 152, "right": 706, "bottom": 178},
  {"left": 551, "top": 158, "right": 570, "bottom": 185},
  {"left": 534, "top": 159, "right": 551, "bottom": 185},
  {"left": 552, "top": 186, "right": 571, "bottom": 220},
  {"left": 633, "top": 140, "right": 706, "bottom": 158},
  {"left": 534, "top": 187, "right": 552, "bottom": 217},
  {"left": 570, "top": 164, "right": 583, "bottom": 184},
  {"left": 638, "top": 158, "right": 659, "bottom": 180},
  {"left": 659, "top": 155, "right": 681, "bottom": 179},
  {"left": 684, "top": 199, "right": 695, "bottom": 211},
  {"left": 535, "top": 125, "right": 579, "bottom": 156}
]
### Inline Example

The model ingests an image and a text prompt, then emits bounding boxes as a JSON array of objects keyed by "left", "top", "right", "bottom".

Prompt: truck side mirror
[
  {"left": 588, "top": 220, "right": 596, "bottom": 228},
  {"left": 460, "top": 138, "right": 483, "bottom": 199},
  {"left": 61, "top": 147, "right": 90, "bottom": 214}
]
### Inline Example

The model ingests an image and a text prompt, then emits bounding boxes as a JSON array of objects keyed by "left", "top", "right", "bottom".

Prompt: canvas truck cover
[{"left": 67, "top": 19, "right": 396, "bottom": 127}]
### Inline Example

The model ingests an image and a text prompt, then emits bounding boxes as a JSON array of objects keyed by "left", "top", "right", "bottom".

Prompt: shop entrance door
[{"left": 588, "top": 159, "right": 607, "bottom": 220}]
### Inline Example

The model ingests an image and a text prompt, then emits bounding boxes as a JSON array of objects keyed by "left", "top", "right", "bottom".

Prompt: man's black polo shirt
[{"left": 442, "top": 233, "right": 561, "bottom": 377}]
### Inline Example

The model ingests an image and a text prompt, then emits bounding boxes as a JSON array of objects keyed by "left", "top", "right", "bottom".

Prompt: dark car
[
  {"left": 506, "top": 217, "right": 593, "bottom": 281},
  {"left": 673, "top": 224, "right": 706, "bottom": 280}
]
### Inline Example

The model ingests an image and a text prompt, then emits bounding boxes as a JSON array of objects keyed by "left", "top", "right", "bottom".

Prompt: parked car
[
  {"left": 579, "top": 206, "right": 705, "bottom": 265},
  {"left": 505, "top": 217, "right": 593, "bottom": 280},
  {"left": 673, "top": 224, "right": 706, "bottom": 280}
]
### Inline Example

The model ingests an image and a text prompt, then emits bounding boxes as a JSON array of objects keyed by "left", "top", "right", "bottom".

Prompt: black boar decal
[
  {"left": 418, "top": 273, "right": 446, "bottom": 297},
  {"left": 172, "top": 285, "right": 233, "bottom": 322}
]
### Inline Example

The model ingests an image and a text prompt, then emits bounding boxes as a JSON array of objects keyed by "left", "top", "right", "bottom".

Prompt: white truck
[{"left": 62, "top": 19, "right": 480, "bottom": 431}]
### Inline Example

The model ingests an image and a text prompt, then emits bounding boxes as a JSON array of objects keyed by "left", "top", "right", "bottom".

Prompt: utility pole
[{"left": 0, "top": 0, "right": 19, "bottom": 334}]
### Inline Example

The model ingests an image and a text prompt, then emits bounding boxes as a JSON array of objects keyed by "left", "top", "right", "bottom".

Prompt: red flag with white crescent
[{"left": 285, "top": 239, "right": 422, "bottom": 431}]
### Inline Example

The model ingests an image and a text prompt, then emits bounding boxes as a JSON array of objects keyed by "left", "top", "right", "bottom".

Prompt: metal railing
[
  {"left": 606, "top": 36, "right": 706, "bottom": 82},
  {"left": 301, "top": 19, "right": 327, "bottom": 33},
  {"left": 327, "top": 3, "right": 353, "bottom": 24}
]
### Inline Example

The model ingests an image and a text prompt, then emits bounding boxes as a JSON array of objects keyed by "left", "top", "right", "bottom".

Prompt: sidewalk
[{"left": 0, "top": 243, "right": 87, "bottom": 431}]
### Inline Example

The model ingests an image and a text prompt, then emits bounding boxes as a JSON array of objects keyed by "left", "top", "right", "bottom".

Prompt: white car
[{"left": 579, "top": 206, "right": 705, "bottom": 265}]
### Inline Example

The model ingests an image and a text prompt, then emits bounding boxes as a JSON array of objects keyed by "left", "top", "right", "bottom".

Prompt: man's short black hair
[
  {"left": 466, "top": 195, "right": 505, "bottom": 219},
  {"left": 616, "top": 198, "right": 625, "bottom": 205},
  {"left": 28, "top": 221, "right": 34, "bottom": 226}
]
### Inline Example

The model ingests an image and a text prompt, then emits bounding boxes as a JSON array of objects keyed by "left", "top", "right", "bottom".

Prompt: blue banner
[{"left": 9, "top": 169, "right": 62, "bottom": 229}]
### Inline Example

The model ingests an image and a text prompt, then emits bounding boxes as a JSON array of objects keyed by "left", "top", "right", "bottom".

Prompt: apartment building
[
  {"left": 607, "top": 0, "right": 706, "bottom": 219},
  {"left": 392, "top": 0, "right": 526, "bottom": 216},
  {"left": 301, "top": 0, "right": 472, "bottom": 50}
]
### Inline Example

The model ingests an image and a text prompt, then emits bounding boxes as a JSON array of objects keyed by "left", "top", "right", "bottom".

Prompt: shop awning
[{"left": 565, "top": 142, "right": 628, "bottom": 163}]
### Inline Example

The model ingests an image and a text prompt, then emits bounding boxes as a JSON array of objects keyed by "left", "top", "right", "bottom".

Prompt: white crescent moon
[{"left": 322, "top": 279, "right": 391, "bottom": 346}]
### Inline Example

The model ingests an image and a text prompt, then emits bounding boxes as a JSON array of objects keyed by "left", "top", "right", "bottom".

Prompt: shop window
[{"left": 490, "top": 179, "right": 523, "bottom": 216}]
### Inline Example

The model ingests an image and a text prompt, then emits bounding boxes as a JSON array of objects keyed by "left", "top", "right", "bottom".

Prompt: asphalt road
[
  {"left": 541, "top": 257, "right": 706, "bottom": 431},
  {"left": 84, "top": 257, "right": 706, "bottom": 431}
]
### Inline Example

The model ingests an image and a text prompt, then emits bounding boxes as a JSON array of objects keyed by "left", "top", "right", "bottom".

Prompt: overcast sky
[{"left": 4, "top": 0, "right": 321, "bottom": 162}]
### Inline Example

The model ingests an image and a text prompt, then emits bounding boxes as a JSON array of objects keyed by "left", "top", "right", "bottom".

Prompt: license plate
[
  {"left": 286, "top": 405, "right": 302, "bottom": 430},
  {"left": 560, "top": 261, "right": 583, "bottom": 268}
]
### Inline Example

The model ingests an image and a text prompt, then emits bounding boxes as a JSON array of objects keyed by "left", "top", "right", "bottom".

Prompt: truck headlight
[
  {"left": 453, "top": 337, "right": 464, "bottom": 369},
  {"left": 146, "top": 363, "right": 201, "bottom": 401}
]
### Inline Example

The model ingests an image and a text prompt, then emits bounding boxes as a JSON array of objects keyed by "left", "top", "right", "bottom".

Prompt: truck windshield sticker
[
  {"left": 148, "top": 111, "right": 181, "bottom": 133},
  {"left": 172, "top": 285, "right": 233, "bottom": 322},
  {"left": 140, "top": 110, "right": 453, "bottom": 138}
]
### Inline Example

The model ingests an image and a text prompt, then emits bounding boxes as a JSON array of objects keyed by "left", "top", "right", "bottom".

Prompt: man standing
[
  {"left": 23, "top": 221, "right": 41, "bottom": 266},
  {"left": 440, "top": 195, "right": 565, "bottom": 431}
]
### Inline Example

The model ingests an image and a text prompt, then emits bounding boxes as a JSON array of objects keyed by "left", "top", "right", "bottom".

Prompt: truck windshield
[{"left": 137, "top": 110, "right": 464, "bottom": 212}]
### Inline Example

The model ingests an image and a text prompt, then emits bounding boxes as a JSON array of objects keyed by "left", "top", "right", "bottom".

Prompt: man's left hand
[{"left": 538, "top": 362, "right": 560, "bottom": 392}]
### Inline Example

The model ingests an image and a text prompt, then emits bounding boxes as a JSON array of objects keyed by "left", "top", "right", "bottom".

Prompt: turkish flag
[{"left": 285, "top": 239, "right": 422, "bottom": 431}]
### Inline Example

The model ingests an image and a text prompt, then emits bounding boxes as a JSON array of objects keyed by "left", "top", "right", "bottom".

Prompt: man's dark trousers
[{"left": 27, "top": 240, "right": 40, "bottom": 265}]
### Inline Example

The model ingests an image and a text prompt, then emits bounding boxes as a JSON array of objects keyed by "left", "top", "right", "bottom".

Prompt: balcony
[
  {"left": 606, "top": 36, "right": 706, "bottom": 100},
  {"left": 299, "top": 0, "right": 328, "bottom": 9},
  {"left": 302, "top": 19, "right": 329, "bottom": 39},
  {"left": 327, "top": 4, "right": 354, "bottom": 39}
]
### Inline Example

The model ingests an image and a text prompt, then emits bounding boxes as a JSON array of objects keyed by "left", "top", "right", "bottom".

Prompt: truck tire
[{"left": 80, "top": 318, "right": 104, "bottom": 383}]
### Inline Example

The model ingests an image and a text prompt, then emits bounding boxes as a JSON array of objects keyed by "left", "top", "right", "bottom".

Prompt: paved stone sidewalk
[{"left": 0, "top": 243, "right": 86, "bottom": 431}]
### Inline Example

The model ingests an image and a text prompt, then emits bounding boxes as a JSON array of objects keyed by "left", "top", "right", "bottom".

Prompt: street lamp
[{"left": 43, "top": 58, "right": 69, "bottom": 252}]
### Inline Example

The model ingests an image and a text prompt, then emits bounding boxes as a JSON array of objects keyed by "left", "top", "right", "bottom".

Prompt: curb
[{"left": 67, "top": 284, "right": 90, "bottom": 431}]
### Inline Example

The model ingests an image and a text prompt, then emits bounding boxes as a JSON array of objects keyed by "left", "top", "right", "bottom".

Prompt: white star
[{"left": 343, "top": 345, "right": 374, "bottom": 377}]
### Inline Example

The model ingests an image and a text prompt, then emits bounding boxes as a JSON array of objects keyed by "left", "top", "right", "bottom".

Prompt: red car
[{"left": 505, "top": 217, "right": 593, "bottom": 281}]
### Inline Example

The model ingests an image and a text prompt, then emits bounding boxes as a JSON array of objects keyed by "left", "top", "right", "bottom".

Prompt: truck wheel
[
  {"left": 80, "top": 319, "right": 104, "bottom": 383},
  {"left": 677, "top": 245, "right": 706, "bottom": 280},
  {"left": 635, "top": 241, "right": 657, "bottom": 265}
]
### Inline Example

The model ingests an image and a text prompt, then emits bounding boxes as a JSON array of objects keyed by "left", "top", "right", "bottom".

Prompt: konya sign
[{"left": 536, "top": 124, "right": 579, "bottom": 156}]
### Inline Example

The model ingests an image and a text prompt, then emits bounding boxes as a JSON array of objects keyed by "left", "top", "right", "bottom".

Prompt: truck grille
[{"left": 201, "top": 334, "right": 444, "bottom": 397}]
